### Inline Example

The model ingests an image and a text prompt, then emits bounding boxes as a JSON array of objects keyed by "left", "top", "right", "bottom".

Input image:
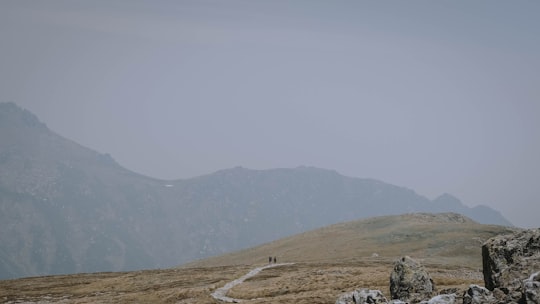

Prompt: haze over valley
[{"left": 2, "top": 1, "right": 539, "bottom": 230}]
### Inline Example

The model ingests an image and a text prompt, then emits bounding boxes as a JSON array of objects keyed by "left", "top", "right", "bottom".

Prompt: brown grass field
[{"left": 0, "top": 213, "right": 517, "bottom": 303}]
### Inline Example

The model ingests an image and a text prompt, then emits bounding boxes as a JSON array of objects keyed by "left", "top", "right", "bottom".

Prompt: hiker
[
  {"left": 273, "top": 257, "right": 277, "bottom": 263},
  {"left": 269, "top": 256, "right": 272, "bottom": 264}
]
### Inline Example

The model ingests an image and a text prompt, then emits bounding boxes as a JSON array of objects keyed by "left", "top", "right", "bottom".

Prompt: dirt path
[{"left": 210, "top": 263, "right": 294, "bottom": 302}]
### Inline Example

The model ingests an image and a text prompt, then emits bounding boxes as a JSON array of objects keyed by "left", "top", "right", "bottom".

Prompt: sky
[{"left": 1, "top": 1, "right": 539, "bottom": 228}]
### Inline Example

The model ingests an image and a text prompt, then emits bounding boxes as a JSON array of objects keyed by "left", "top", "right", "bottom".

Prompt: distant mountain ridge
[{"left": 0, "top": 102, "right": 512, "bottom": 279}]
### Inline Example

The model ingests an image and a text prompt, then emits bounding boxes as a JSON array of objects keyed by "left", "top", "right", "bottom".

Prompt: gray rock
[
  {"left": 418, "top": 294, "right": 455, "bottom": 304},
  {"left": 336, "top": 291, "right": 356, "bottom": 304},
  {"left": 462, "top": 284, "right": 496, "bottom": 304},
  {"left": 352, "top": 289, "right": 388, "bottom": 304},
  {"left": 482, "top": 228, "right": 540, "bottom": 302},
  {"left": 482, "top": 228, "right": 540, "bottom": 290},
  {"left": 336, "top": 289, "right": 389, "bottom": 304},
  {"left": 390, "top": 256, "right": 435, "bottom": 303},
  {"left": 491, "top": 287, "right": 506, "bottom": 300},
  {"left": 523, "top": 271, "right": 540, "bottom": 304}
]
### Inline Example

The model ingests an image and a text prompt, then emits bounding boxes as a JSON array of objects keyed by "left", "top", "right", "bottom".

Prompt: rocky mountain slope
[{"left": 0, "top": 102, "right": 512, "bottom": 279}]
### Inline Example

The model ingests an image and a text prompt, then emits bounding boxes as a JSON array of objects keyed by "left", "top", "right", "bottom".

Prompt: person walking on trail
[
  {"left": 269, "top": 256, "right": 272, "bottom": 264},
  {"left": 273, "top": 257, "right": 277, "bottom": 263}
]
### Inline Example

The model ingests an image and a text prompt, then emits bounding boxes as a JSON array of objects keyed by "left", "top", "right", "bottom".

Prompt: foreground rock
[
  {"left": 482, "top": 228, "right": 540, "bottom": 303},
  {"left": 462, "top": 284, "right": 496, "bottom": 304},
  {"left": 336, "top": 228, "right": 540, "bottom": 304},
  {"left": 419, "top": 294, "right": 456, "bottom": 304},
  {"left": 337, "top": 256, "right": 438, "bottom": 304},
  {"left": 390, "top": 256, "right": 435, "bottom": 303},
  {"left": 335, "top": 289, "right": 388, "bottom": 304},
  {"left": 523, "top": 272, "right": 540, "bottom": 304}
]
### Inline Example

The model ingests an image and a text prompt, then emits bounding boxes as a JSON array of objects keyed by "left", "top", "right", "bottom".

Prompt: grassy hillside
[
  {"left": 0, "top": 212, "right": 517, "bottom": 303},
  {"left": 186, "top": 212, "right": 518, "bottom": 269}
]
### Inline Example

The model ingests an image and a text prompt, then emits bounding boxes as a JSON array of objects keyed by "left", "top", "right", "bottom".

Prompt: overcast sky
[{"left": 1, "top": 1, "right": 539, "bottom": 228}]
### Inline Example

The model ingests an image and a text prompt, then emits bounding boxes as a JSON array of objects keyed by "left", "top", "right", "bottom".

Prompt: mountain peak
[
  {"left": 433, "top": 193, "right": 462, "bottom": 206},
  {"left": 0, "top": 102, "right": 47, "bottom": 130}
]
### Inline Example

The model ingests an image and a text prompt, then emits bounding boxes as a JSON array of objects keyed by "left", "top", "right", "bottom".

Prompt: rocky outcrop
[
  {"left": 482, "top": 228, "right": 540, "bottom": 303},
  {"left": 336, "top": 228, "right": 539, "bottom": 304},
  {"left": 390, "top": 256, "right": 435, "bottom": 303},
  {"left": 337, "top": 256, "right": 437, "bottom": 304},
  {"left": 336, "top": 256, "right": 470, "bottom": 304}
]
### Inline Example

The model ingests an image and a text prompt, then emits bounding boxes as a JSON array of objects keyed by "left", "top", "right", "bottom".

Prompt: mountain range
[{"left": 0, "top": 102, "right": 512, "bottom": 279}]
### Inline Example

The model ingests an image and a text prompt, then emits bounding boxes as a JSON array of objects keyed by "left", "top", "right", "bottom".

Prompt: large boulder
[
  {"left": 482, "top": 228, "right": 540, "bottom": 303},
  {"left": 390, "top": 256, "right": 435, "bottom": 303}
]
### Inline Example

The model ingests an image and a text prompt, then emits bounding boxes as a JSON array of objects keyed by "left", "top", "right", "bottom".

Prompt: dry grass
[
  {"left": 186, "top": 213, "right": 516, "bottom": 270},
  {"left": 0, "top": 260, "right": 483, "bottom": 304},
  {"left": 0, "top": 266, "right": 250, "bottom": 304},
  {"left": 0, "top": 213, "right": 514, "bottom": 303},
  {"left": 227, "top": 262, "right": 391, "bottom": 303}
]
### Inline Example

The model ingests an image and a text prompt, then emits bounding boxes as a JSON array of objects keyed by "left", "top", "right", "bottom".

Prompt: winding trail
[{"left": 211, "top": 263, "right": 294, "bottom": 303}]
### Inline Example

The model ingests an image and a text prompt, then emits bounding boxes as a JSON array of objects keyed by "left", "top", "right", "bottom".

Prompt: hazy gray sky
[{"left": 1, "top": 1, "right": 539, "bottom": 228}]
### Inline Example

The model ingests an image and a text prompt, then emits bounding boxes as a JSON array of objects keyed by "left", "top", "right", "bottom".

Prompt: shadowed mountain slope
[{"left": 0, "top": 102, "right": 512, "bottom": 279}]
